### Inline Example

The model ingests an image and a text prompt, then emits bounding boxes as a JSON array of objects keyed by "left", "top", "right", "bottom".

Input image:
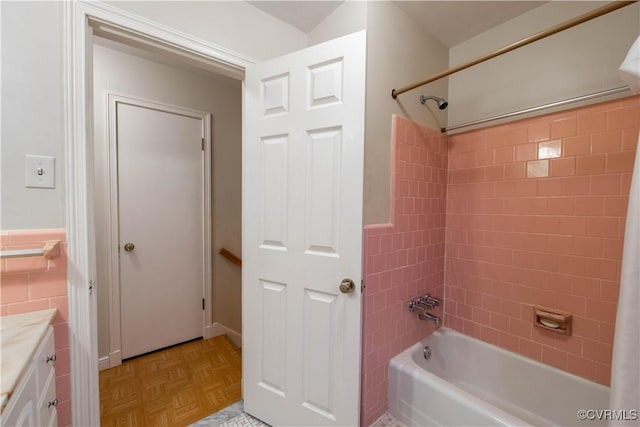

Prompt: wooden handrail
[
  {"left": 219, "top": 247, "right": 242, "bottom": 267},
  {"left": 391, "top": 1, "right": 637, "bottom": 99}
]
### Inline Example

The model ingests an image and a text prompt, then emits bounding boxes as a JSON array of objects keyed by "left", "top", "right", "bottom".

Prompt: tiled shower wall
[
  {"left": 361, "top": 116, "right": 448, "bottom": 426},
  {"left": 444, "top": 96, "right": 639, "bottom": 386},
  {"left": 361, "top": 96, "right": 638, "bottom": 425},
  {"left": 0, "top": 229, "right": 71, "bottom": 427}
]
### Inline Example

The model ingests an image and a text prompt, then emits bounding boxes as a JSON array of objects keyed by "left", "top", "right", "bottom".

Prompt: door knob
[
  {"left": 123, "top": 243, "right": 135, "bottom": 252},
  {"left": 339, "top": 278, "right": 356, "bottom": 294}
]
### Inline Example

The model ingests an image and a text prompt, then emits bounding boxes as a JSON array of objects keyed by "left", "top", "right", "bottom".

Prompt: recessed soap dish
[{"left": 534, "top": 306, "right": 572, "bottom": 335}]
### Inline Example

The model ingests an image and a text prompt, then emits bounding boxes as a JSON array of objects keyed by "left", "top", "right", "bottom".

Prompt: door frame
[
  {"left": 65, "top": 2, "right": 254, "bottom": 424},
  {"left": 101, "top": 93, "right": 213, "bottom": 369}
]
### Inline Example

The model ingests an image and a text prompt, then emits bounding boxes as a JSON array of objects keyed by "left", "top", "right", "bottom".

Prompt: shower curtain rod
[
  {"left": 391, "top": 1, "right": 637, "bottom": 99},
  {"left": 441, "top": 86, "right": 630, "bottom": 133}
]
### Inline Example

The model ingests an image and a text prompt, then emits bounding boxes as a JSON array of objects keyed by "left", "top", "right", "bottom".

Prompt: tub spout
[{"left": 418, "top": 311, "right": 440, "bottom": 325}]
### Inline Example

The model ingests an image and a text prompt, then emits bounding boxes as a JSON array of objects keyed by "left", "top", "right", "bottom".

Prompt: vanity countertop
[{"left": 0, "top": 308, "right": 57, "bottom": 412}]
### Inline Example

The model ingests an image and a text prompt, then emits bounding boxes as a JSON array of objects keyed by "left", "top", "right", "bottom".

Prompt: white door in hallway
[
  {"left": 243, "top": 31, "right": 366, "bottom": 426},
  {"left": 115, "top": 96, "right": 208, "bottom": 359}
]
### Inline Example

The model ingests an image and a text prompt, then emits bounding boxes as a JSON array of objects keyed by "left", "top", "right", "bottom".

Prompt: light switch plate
[{"left": 25, "top": 155, "right": 55, "bottom": 189}]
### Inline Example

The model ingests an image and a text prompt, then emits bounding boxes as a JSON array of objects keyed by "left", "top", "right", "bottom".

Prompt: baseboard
[
  {"left": 98, "top": 356, "right": 110, "bottom": 371},
  {"left": 203, "top": 322, "right": 242, "bottom": 348},
  {"left": 98, "top": 350, "right": 122, "bottom": 371}
]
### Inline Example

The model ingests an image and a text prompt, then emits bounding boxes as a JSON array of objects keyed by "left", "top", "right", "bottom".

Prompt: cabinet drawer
[
  {"left": 32, "top": 326, "right": 55, "bottom": 392},
  {"left": 1, "top": 364, "right": 37, "bottom": 426},
  {"left": 37, "top": 370, "right": 57, "bottom": 427}
]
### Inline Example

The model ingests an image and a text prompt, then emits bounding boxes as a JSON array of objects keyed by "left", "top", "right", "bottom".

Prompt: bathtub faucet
[{"left": 418, "top": 311, "right": 441, "bottom": 325}]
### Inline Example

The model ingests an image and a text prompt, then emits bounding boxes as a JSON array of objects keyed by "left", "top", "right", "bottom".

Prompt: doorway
[{"left": 92, "top": 36, "right": 242, "bottom": 369}]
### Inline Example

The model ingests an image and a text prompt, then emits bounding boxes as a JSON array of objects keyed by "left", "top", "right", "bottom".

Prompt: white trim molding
[
  {"left": 104, "top": 93, "right": 214, "bottom": 364},
  {"left": 204, "top": 322, "right": 243, "bottom": 348},
  {"left": 66, "top": 2, "right": 251, "bottom": 425}
]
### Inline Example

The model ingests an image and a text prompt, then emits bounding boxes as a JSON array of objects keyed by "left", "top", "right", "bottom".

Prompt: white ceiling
[
  {"left": 245, "top": 1, "right": 547, "bottom": 47},
  {"left": 394, "top": 1, "right": 546, "bottom": 47},
  {"left": 247, "top": 1, "right": 344, "bottom": 33}
]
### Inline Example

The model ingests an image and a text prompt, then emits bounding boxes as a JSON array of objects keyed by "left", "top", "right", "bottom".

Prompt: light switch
[{"left": 25, "top": 155, "right": 55, "bottom": 189}]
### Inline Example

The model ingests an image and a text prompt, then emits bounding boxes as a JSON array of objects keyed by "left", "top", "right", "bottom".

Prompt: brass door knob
[
  {"left": 123, "top": 243, "right": 135, "bottom": 252},
  {"left": 339, "top": 278, "right": 356, "bottom": 294}
]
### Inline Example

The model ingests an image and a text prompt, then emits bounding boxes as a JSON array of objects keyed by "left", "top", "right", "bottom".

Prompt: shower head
[{"left": 420, "top": 95, "right": 448, "bottom": 110}]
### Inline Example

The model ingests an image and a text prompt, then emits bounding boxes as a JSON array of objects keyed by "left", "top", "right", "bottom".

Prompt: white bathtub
[{"left": 388, "top": 328, "right": 609, "bottom": 426}]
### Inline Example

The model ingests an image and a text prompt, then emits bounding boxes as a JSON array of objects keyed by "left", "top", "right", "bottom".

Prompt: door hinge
[
  {"left": 201, "top": 138, "right": 205, "bottom": 151},
  {"left": 361, "top": 279, "right": 365, "bottom": 293},
  {"left": 89, "top": 280, "right": 95, "bottom": 295},
  {"left": 202, "top": 298, "right": 205, "bottom": 310}
]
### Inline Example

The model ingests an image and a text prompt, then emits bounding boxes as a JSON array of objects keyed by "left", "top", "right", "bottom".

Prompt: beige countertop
[{"left": 0, "top": 308, "right": 57, "bottom": 412}]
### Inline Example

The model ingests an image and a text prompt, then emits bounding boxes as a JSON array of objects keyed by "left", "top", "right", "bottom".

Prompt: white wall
[
  {"left": 1, "top": 1, "right": 66, "bottom": 229},
  {"left": 364, "top": 1, "right": 449, "bottom": 224},
  {"left": 448, "top": 2, "right": 640, "bottom": 128},
  {"left": 105, "top": 1, "right": 308, "bottom": 61},
  {"left": 307, "top": 1, "right": 367, "bottom": 47},
  {"left": 0, "top": 1, "right": 308, "bottom": 231},
  {"left": 93, "top": 42, "right": 242, "bottom": 359}
]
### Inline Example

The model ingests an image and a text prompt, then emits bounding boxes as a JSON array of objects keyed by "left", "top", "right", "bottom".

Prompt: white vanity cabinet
[{"left": 1, "top": 326, "right": 57, "bottom": 427}]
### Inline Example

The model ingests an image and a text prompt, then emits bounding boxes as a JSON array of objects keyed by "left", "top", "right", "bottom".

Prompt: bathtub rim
[{"left": 389, "top": 327, "right": 610, "bottom": 426}]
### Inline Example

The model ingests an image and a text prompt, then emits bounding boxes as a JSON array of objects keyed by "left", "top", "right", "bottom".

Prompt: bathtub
[{"left": 388, "top": 328, "right": 610, "bottom": 426}]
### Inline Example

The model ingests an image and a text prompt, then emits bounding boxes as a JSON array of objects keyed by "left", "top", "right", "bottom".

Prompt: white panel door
[
  {"left": 117, "top": 98, "right": 206, "bottom": 359},
  {"left": 243, "top": 31, "right": 366, "bottom": 426}
]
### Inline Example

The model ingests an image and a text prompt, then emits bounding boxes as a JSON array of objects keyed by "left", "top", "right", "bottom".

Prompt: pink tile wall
[
  {"left": 361, "top": 115, "right": 448, "bottom": 426},
  {"left": 445, "top": 96, "right": 639, "bottom": 386},
  {"left": 1, "top": 229, "right": 71, "bottom": 427}
]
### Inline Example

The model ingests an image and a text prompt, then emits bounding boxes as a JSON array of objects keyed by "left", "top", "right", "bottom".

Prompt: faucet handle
[{"left": 425, "top": 294, "right": 442, "bottom": 307}]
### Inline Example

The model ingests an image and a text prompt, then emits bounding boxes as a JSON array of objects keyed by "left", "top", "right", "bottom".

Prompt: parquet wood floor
[{"left": 100, "top": 335, "right": 242, "bottom": 427}]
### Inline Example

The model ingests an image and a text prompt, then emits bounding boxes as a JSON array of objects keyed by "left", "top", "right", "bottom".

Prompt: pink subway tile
[
  {"left": 603, "top": 238, "right": 623, "bottom": 260},
  {"left": 603, "top": 196, "right": 629, "bottom": 217},
  {"left": 577, "top": 112, "right": 607, "bottom": 135},
  {"left": 2, "top": 256, "right": 48, "bottom": 274},
  {"left": 0, "top": 274, "right": 29, "bottom": 304},
  {"left": 527, "top": 160, "right": 549, "bottom": 178},
  {"left": 607, "top": 106, "right": 640, "bottom": 130},
  {"left": 549, "top": 157, "right": 575, "bottom": 177},
  {"left": 563, "top": 135, "right": 591, "bottom": 156},
  {"left": 29, "top": 268, "right": 68, "bottom": 299},
  {"left": 547, "top": 236, "right": 573, "bottom": 255},
  {"left": 594, "top": 363, "right": 611, "bottom": 386},
  {"left": 591, "top": 175, "right": 622, "bottom": 196},
  {"left": 528, "top": 122, "right": 551, "bottom": 142},
  {"left": 538, "top": 140, "right": 562, "bottom": 159},
  {"left": 586, "top": 217, "right": 618, "bottom": 238},
  {"left": 585, "top": 258, "right": 618, "bottom": 281},
  {"left": 561, "top": 176, "right": 590, "bottom": 195},
  {"left": 505, "top": 127, "right": 528, "bottom": 145},
  {"left": 495, "top": 146, "right": 515, "bottom": 164},
  {"left": 574, "top": 196, "right": 603, "bottom": 216},
  {"left": 537, "top": 178, "right": 563, "bottom": 196},
  {"left": 600, "top": 281, "right": 620, "bottom": 304},
  {"left": 505, "top": 162, "right": 526, "bottom": 179},
  {"left": 586, "top": 299, "right": 617, "bottom": 323},
  {"left": 582, "top": 338, "right": 612, "bottom": 364},
  {"left": 591, "top": 130, "right": 621, "bottom": 153},
  {"left": 606, "top": 151, "right": 635, "bottom": 173},
  {"left": 6, "top": 298, "right": 50, "bottom": 315},
  {"left": 516, "top": 143, "right": 537, "bottom": 162},
  {"left": 551, "top": 118, "right": 577, "bottom": 139},
  {"left": 598, "top": 322, "right": 615, "bottom": 345},
  {"left": 567, "top": 354, "right": 596, "bottom": 379},
  {"left": 576, "top": 154, "right": 606, "bottom": 175},
  {"left": 621, "top": 128, "right": 639, "bottom": 151},
  {"left": 571, "top": 277, "right": 601, "bottom": 299},
  {"left": 542, "top": 346, "right": 568, "bottom": 370},
  {"left": 519, "top": 339, "right": 542, "bottom": 361},
  {"left": 573, "top": 236, "right": 603, "bottom": 257}
]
